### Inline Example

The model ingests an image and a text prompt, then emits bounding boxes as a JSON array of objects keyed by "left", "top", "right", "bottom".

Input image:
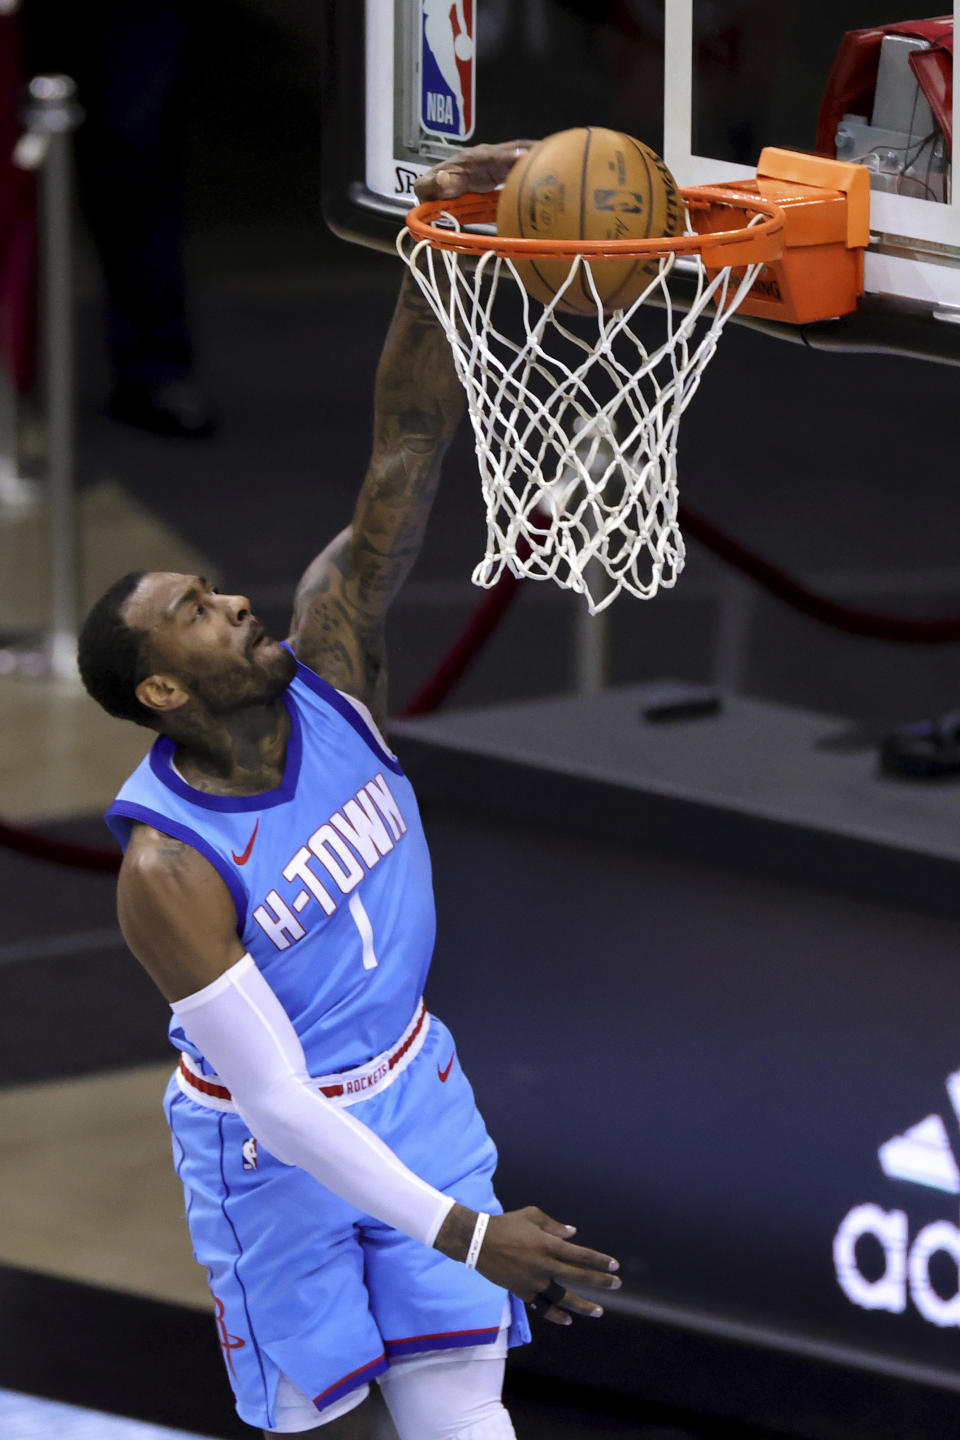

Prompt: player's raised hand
[
  {"left": 414, "top": 140, "right": 535, "bottom": 202},
  {"left": 435, "top": 1203, "right": 621, "bottom": 1326}
]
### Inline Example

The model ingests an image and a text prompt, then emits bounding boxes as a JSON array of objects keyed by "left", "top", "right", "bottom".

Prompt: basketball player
[{"left": 77, "top": 141, "right": 621, "bottom": 1440}]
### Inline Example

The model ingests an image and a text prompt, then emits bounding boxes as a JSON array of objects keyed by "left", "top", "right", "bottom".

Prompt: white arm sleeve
[{"left": 171, "top": 955, "right": 455, "bottom": 1247}]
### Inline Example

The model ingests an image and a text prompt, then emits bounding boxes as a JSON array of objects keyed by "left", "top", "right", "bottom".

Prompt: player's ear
[{"left": 135, "top": 673, "right": 190, "bottom": 715}]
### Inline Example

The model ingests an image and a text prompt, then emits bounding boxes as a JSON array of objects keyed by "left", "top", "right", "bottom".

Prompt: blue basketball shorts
[{"left": 163, "top": 1011, "right": 530, "bottom": 1432}]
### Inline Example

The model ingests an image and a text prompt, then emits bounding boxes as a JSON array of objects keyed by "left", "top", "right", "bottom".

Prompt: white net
[{"left": 398, "top": 220, "right": 765, "bottom": 613}]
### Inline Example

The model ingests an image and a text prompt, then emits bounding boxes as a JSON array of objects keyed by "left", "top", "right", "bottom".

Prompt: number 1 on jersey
[{"left": 348, "top": 893, "right": 379, "bottom": 970}]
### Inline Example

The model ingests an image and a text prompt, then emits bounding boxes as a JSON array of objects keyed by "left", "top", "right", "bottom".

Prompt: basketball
[{"left": 496, "top": 127, "right": 685, "bottom": 314}]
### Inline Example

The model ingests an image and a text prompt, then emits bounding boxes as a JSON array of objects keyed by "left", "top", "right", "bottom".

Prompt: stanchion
[
  {"left": 713, "top": 570, "right": 754, "bottom": 696},
  {"left": 0, "top": 359, "right": 34, "bottom": 509},
  {"left": 573, "top": 601, "right": 610, "bottom": 695},
  {"left": 565, "top": 428, "right": 615, "bottom": 694},
  {"left": 2, "top": 74, "right": 83, "bottom": 679}
]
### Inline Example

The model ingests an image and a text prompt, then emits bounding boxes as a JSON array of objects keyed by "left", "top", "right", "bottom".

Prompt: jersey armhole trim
[
  {"left": 105, "top": 801, "right": 249, "bottom": 935},
  {"left": 282, "top": 644, "right": 404, "bottom": 776},
  {"left": 335, "top": 689, "right": 393, "bottom": 757}
]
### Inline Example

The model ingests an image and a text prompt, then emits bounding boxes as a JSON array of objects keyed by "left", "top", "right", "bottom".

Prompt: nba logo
[{"left": 420, "top": 1, "right": 475, "bottom": 140}]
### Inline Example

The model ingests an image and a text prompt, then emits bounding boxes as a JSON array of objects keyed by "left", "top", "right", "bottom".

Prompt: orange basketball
[{"left": 496, "top": 128, "right": 685, "bottom": 315}]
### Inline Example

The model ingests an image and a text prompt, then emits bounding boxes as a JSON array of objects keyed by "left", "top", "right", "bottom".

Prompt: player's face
[{"left": 124, "top": 572, "right": 296, "bottom": 715}]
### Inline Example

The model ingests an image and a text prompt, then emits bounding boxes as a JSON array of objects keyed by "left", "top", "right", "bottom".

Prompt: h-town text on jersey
[{"left": 252, "top": 773, "right": 408, "bottom": 949}]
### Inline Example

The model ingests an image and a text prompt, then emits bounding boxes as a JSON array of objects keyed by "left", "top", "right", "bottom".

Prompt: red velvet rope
[
  {"left": 6, "top": 504, "right": 960, "bottom": 873},
  {"left": 399, "top": 568, "right": 524, "bottom": 716},
  {"left": 402, "top": 502, "right": 960, "bottom": 726},
  {"left": 0, "top": 817, "right": 120, "bottom": 872},
  {"left": 678, "top": 503, "right": 960, "bottom": 643},
  {"left": 399, "top": 519, "right": 544, "bottom": 717}
]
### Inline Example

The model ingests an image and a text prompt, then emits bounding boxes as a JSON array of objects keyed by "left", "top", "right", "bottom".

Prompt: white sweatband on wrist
[
  {"left": 171, "top": 955, "right": 454, "bottom": 1247},
  {"left": 464, "top": 1211, "right": 490, "bottom": 1269}
]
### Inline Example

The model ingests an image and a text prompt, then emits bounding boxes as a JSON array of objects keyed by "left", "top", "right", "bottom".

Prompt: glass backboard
[{"left": 664, "top": 0, "right": 960, "bottom": 312}]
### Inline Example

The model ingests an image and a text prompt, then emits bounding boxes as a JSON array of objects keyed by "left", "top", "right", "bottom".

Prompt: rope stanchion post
[
  {"left": 0, "top": 5, "right": 37, "bottom": 513},
  {"left": 567, "top": 440, "right": 616, "bottom": 693},
  {"left": 573, "top": 601, "right": 610, "bottom": 696},
  {"left": 712, "top": 570, "right": 754, "bottom": 696},
  {"left": 26, "top": 74, "right": 83, "bottom": 680},
  {"left": 1, "top": 74, "right": 83, "bottom": 679},
  {"left": 0, "top": 345, "right": 34, "bottom": 511}
]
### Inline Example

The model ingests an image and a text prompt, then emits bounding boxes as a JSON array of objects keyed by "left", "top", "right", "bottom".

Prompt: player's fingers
[
  {"left": 483, "top": 139, "right": 537, "bottom": 154},
  {"left": 445, "top": 140, "right": 535, "bottom": 172},
  {"left": 527, "top": 1278, "right": 572, "bottom": 1325},
  {"left": 413, "top": 169, "right": 454, "bottom": 201},
  {"left": 529, "top": 1284, "right": 604, "bottom": 1324},
  {"left": 528, "top": 1212, "right": 620, "bottom": 1282},
  {"left": 554, "top": 1290, "right": 606, "bottom": 1319},
  {"left": 452, "top": 146, "right": 532, "bottom": 191},
  {"left": 415, "top": 143, "right": 533, "bottom": 201},
  {"left": 553, "top": 1266, "right": 621, "bottom": 1296},
  {"left": 533, "top": 1211, "right": 578, "bottom": 1240},
  {"left": 551, "top": 1237, "right": 621, "bottom": 1279}
]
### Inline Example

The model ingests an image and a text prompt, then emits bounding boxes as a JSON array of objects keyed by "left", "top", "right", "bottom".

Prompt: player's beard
[{"left": 187, "top": 638, "right": 297, "bottom": 715}]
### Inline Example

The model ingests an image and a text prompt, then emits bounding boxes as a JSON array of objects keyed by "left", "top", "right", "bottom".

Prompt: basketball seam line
[
  {"left": 601, "top": 135, "right": 672, "bottom": 310},
  {"left": 595, "top": 134, "right": 658, "bottom": 311},
  {"left": 518, "top": 141, "right": 558, "bottom": 308},
  {"left": 624, "top": 133, "right": 655, "bottom": 241},
  {"left": 578, "top": 127, "right": 593, "bottom": 308}
]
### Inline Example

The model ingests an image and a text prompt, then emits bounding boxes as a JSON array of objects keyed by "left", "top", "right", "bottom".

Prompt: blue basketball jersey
[{"left": 106, "top": 650, "right": 436, "bottom": 1074}]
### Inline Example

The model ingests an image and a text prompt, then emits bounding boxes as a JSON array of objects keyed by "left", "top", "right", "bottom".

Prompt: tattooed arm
[
  {"left": 287, "top": 267, "right": 464, "bottom": 729},
  {"left": 288, "top": 141, "right": 532, "bottom": 731}
]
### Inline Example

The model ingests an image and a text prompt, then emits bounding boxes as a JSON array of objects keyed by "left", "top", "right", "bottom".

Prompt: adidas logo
[{"left": 834, "top": 1068, "right": 960, "bottom": 1328}]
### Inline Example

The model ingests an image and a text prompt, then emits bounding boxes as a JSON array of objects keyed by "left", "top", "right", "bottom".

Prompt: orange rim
[{"left": 404, "top": 187, "right": 784, "bottom": 267}]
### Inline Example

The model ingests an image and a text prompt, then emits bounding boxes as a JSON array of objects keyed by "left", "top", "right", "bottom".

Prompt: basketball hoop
[{"left": 399, "top": 188, "right": 784, "bottom": 612}]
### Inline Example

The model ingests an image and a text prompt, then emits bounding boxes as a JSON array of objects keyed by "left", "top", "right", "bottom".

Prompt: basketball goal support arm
[
  {"left": 663, "top": 267, "right": 960, "bottom": 367},
  {"left": 747, "top": 295, "right": 960, "bottom": 368}
]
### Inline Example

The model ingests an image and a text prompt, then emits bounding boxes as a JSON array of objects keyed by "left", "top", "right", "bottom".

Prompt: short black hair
[{"left": 77, "top": 571, "right": 156, "bottom": 726}]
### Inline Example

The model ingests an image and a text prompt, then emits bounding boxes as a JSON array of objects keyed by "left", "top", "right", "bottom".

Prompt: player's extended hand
[
  {"left": 435, "top": 1203, "right": 621, "bottom": 1326},
  {"left": 414, "top": 140, "right": 535, "bottom": 203}
]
